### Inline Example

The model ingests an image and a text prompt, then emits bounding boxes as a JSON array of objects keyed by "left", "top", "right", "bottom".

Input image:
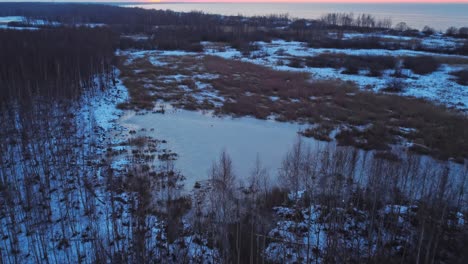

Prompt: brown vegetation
[
  {"left": 403, "top": 56, "right": 441, "bottom": 75},
  {"left": 119, "top": 54, "right": 468, "bottom": 161},
  {"left": 300, "top": 123, "right": 334, "bottom": 142},
  {"left": 450, "top": 69, "right": 468, "bottom": 86}
]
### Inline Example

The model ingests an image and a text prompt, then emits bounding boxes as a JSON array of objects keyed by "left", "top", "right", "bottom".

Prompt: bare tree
[
  {"left": 279, "top": 136, "right": 304, "bottom": 200},
  {"left": 209, "top": 149, "right": 238, "bottom": 262}
]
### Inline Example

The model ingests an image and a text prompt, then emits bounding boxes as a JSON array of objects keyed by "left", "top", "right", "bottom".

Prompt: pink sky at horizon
[{"left": 153, "top": 0, "right": 468, "bottom": 3}]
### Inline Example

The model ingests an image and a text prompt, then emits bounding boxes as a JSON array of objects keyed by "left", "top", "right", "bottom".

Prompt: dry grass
[
  {"left": 119, "top": 54, "right": 468, "bottom": 161},
  {"left": 300, "top": 123, "right": 334, "bottom": 142},
  {"left": 433, "top": 56, "right": 468, "bottom": 66},
  {"left": 118, "top": 55, "right": 221, "bottom": 110}
]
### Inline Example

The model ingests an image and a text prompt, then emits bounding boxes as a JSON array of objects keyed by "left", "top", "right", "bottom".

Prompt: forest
[
  {"left": 0, "top": 27, "right": 116, "bottom": 102},
  {"left": 0, "top": 2, "right": 467, "bottom": 264}
]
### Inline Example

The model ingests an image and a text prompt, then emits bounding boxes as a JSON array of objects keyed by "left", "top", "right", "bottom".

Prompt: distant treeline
[
  {"left": 0, "top": 27, "right": 117, "bottom": 103},
  {"left": 320, "top": 13, "right": 392, "bottom": 29},
  {"left": 1, "top": 3, "right": 467, "bottom": 55},
  {"left": 0, "top": 3, "right": 290, "bottom": 30}
]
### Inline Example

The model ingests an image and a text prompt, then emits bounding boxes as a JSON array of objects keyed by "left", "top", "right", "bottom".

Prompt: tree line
[
  {"left": 201, "top": 139, "right": 468, "bottom": 263},
  {"left": 320, "top": 13, "right": 392, "bottom": 29},
  {"left": 1, "top": 3, "right": 466, "bottom": 55},
  {"left": 0, "top": 27, "right": 117, "bottom": 103}
]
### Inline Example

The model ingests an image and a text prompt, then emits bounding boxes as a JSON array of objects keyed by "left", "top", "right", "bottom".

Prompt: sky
[
  {"left": 148, "top": 0, "right": 468, "bottom": 2},
  {"left": 3, "top": 0, "right": 468, "bottom": 3}
]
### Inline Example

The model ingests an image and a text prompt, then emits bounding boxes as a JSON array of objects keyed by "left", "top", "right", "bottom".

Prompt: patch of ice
[{"left": 119, "top": 109, "right": 322, "bottom": 188}]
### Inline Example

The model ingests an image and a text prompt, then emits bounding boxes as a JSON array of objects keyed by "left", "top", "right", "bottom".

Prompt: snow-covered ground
[
  {"left": 0, "top": 70, "right": 223, "bottom": 262},
  {"left": 202, "top": 40, "right": 468, "bottom": 110},
  {"left": 0, "top": 24, "right": 39, "bottom": 30},
  {"left": 0, "top": 16, "right": 104, "bottom": 30},
  {"left": 337, "top": 32, "right": 465, "bottom": 50},
  {"left": 0, "top": 16, "right": 24, "bottom": 23},
  {"left": 265, "top": 202, "right": 465, "bottom": 263},
  {"left": 250, "top": 39, "right": 466, "bottom": 58},
  {"left": 81, "top": 73, "right": 128, "bottom": 132},
  {"left": 0, "top": 16, "right": 39, "bottom": 30}
]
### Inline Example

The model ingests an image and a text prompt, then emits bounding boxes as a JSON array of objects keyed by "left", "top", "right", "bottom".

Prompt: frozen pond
[
  {"left": 119, "top": 108, "right": 321, "bottom": 188},
  {"left": 117, "top": 107, "right": 466, "bottom": 204}
]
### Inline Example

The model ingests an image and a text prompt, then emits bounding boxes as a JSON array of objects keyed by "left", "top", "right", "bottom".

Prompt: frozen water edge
[{"left": 119, "top": 108, "right": 324, "bottom": 188}]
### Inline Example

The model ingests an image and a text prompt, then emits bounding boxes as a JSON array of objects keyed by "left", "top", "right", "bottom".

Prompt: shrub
[
  {"left": 187, "top": 43, "right": 204, "bottom": 52},
  {"left": 367, "top": 68, "right": 382, "bottom": 77},
  {"left": 336, "top": 123, "right": 393, "bottom": 151},
  {"left": 450, "top": 70, "right": 468, "bottom": 86},
  {"left": 116, "top": 102, "right": 130, "bottom": 110},
  {"left": 301, "top": 123, "right": 334, "bottom": 142},
  {"left": 308, "top": 36, "right": 384, "bottom": 50},
  {"left": 446, "top": 27, "right": 458, "bottom": 36},
  {"left": 127, "top": 136, "right": 148, "bottom": 147},
  {"left": 391, "top": 67, "right": 408, "bottom": 78},
  {"left": 455, "top": 41, "right": 468, "bottom": 55},
  {"left": 382, "top": 78, "right": 406, "bottom": 93},
  {"left": 231, "top": 40, "right": 259, "bottom": 56},
  {"left": 305, "top": 54, "right": 396, "bottom": 76},
  {"left": 305, "top": 53, "right": 344, "bottom": 68},
  {"left": 394, "top": 22, "right": 410, "bottom": 32},
  {"left": 341, "top": 64, "right": 359, "bottom": 75},
  {"left": 403, "top": 56, "right": 440, "bottom": 75},
  {"left": 459, "top": 27, "right": 468, "bottom": 38},
  {"left": 422, "top": 26, "right": 435, "bottom": 36},
  {"left": 287, "top": 58, "right": 304, "bottom": 68}
]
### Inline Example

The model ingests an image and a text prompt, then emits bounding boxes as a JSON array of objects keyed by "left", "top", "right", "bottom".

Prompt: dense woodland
[
  {"left": 0, "top": 27, "right": 116, "bottom": 103},
  {"left": 0, "top": 2, "right": 467, "bottom": 264}
]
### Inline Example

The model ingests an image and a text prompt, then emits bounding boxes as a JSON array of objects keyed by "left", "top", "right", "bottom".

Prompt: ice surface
[{"left": 119, "top": 108, "right": 322, "bottom": 188}]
